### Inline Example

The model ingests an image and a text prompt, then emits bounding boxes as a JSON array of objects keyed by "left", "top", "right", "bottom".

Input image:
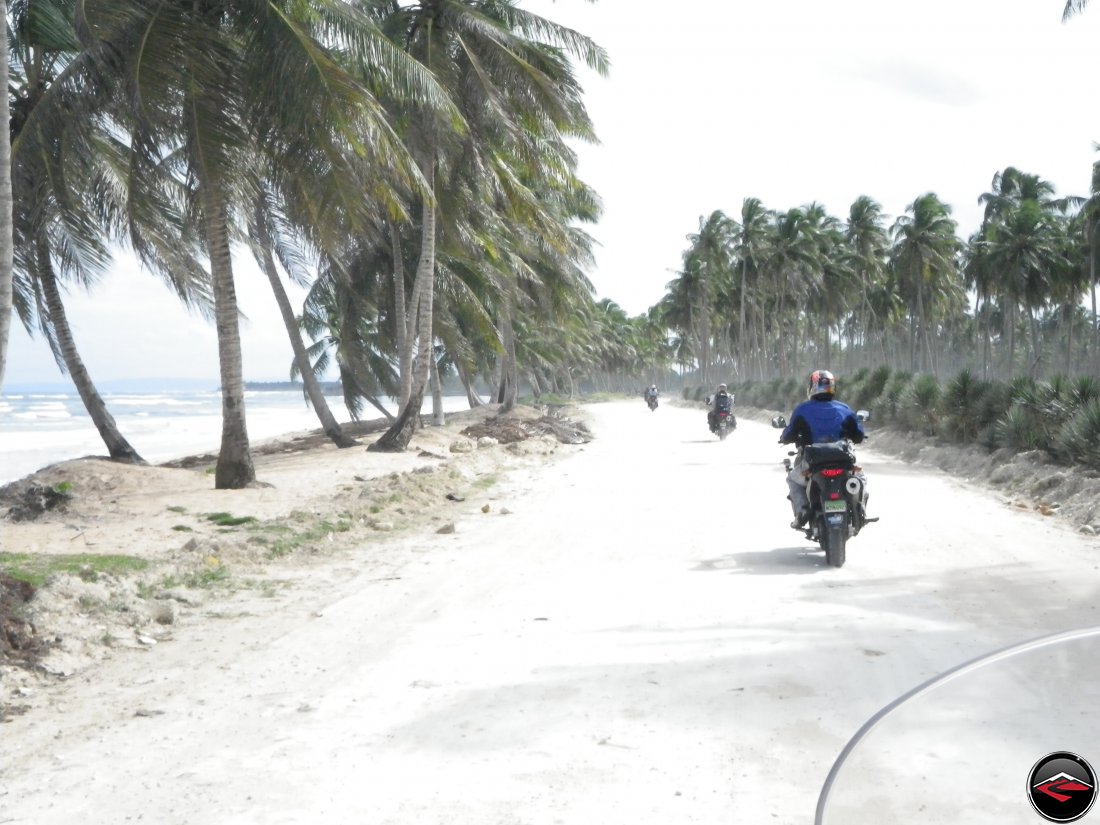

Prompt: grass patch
[
  {"left": 266, "top": 519, "right": 353, "bottom": 559},
  {"left": 0, "top": 552, "right": 150, "bottom": 587},
  {"left": 202, "top": 512, "right": 257, "bottom": 527},
  {"left": 172, "top": 525, "right": 194, "bottom": 532},
  {"left": 474, "top": 474, "right": 498, "bottom": 489},
  {"left": 167, "top": 505, "right": 188, "bottom": 514}
]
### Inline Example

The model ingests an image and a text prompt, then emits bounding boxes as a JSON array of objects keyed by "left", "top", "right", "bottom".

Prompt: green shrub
[
  {"left": 1054, "top": 399, "right": 1100, "bottom": 469},
  {"left": 996, "top": 406, "right": 1045, "bottom": 451},
  {"left": 897, "top": 374, "right": 941, "bottom": 434},
  {"left": 1070, "top": 376, "right": 1100, "bottom": 410},
  {"left": 940, "top": 369, "right": 991, "bottom": 442},
  {"left": 874, "top": 371, "right": 913, "bottom": 423}
]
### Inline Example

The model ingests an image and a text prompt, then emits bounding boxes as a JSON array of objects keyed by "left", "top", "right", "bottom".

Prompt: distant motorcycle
[
  {"left": 646, "top": 395, "right": 659, "bottom": 411},
  {"left": 707, "top": 394, "right": 736, "bottom": 440},
  {"left": 772, "top": 413, "right": 876, "bottom": 568}
]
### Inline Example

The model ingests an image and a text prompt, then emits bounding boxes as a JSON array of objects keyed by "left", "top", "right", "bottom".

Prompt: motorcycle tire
[
  {"left": 718, "top": 425, "right": 728, "bottom": 441},
  {"left": 821, "top": 518, "right": 847, "bottom": 568}
]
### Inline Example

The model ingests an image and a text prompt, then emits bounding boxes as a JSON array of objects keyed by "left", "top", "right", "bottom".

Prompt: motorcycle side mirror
[
  {"left": 705, "top": 396, "right": 712, "bottom": 405},
  {"left": 771, "top": 415, "right": 787, "bottom": 429},
  {"left": 856, "top": 409, "right": 871, "bottom": 423}
]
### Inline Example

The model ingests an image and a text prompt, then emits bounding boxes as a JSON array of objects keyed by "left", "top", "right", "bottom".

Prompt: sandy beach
[{"left": 0, "top": 403, "right": 587, "bottom": 693}]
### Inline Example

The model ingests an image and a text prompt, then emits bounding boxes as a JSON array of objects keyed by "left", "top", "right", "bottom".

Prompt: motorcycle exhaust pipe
[{"left": 845, "top": 477, "right": 862, "bottom": 497}]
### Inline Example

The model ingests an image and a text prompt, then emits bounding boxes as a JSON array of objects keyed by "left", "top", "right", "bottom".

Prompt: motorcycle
[
  {"left": 646, "top": 395, "right": 659, "bottom": 411},
  {"left": 706, "top": 394, "right": 737, "bottom": 440},
  {"left": 771, "top": 412, "right": 876, "bottom": 568},
  {"left": 816, "top": 626, "right": 1100, "bottom": 824}
]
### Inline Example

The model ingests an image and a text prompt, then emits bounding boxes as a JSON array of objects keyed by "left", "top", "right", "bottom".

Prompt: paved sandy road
[{"left": 3, "top": 400, "right": 1100, "bottom": 824}]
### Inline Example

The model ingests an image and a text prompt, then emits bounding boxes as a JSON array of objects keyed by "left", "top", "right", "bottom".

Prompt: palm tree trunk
[
  {"left": 253, "top": 204, "right": 355, "bottom": 448},
  {"left": 454, "top": 358, "right": 483, "bottom": 407},
  {"left": 391, "top": 222, "right": 413, "bottom": 408},
  {"left": 737, "top": 260, "right": 748, "bottom": 375},
  {"left": 1028, "top": 308, "right": 1042, "bottom": 378},
  {"left": 371, "top": 158, "right": 436, "bottom": 452},
  {"left": 0, "top": 3, "right": 13, "bottom": 391},
  {"left": 1090, "top": 238, "right": 1098, "bottom": 377},
  {"left": 429, "top": 350, "right": 444, "bottom": 426},
  {"left": 499, "top": 300, "right": 518, "bottom": 412},
  {"left": 201, "top": 185, "right": 254, "bottom": 488},
  {"left": 37, "top": 236, "right": 144, "bottom": 464},
  {"left": 1066, "top": 302, "right": 1074, "bottom": 376}
]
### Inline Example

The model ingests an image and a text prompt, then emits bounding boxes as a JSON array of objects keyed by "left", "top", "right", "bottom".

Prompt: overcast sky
[{"left": 7, "top": 0, "right": 1100, "bottom": 387}]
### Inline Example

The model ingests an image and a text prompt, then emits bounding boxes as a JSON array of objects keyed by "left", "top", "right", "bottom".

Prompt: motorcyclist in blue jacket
[{"left": 780, "top": 370, "right": 865, "bottom": 528}]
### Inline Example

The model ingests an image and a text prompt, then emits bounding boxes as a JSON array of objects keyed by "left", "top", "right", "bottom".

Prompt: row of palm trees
[
  {"left": 654, "top": 156, "right": 1100, "bottom": 386},
  {"left": 1, "top": 1, "right": 1097, "bottom": 486},
  {"left": 0, "top": 0, "right": 644, "bottom": 489}
]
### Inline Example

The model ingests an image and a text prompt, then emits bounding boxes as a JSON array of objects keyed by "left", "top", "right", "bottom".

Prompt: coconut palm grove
[{"left": 1, "top": 0, "right": 1100, "bottom": 486}]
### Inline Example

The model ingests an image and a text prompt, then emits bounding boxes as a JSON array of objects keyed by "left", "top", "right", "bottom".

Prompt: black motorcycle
[
  {"left": 772, "top": 414, "right": 876, "bottom": 568},
  {"left": 706, "top": 394, "right": 737, "bottom": 440},
  {"left": 646, "top": 395, "right": 659, "bottom": 411}
]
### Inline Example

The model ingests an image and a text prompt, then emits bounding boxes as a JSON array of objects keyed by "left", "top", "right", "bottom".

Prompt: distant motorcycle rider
[
  {"left": 707, "top": 383, "right": 734, "bottom": 432},
  {"left": 779, "top": 370, "right": 865, "bottom": 528},
  {"left": 645, "top": 384, "right": 659, "bottom": 403}
]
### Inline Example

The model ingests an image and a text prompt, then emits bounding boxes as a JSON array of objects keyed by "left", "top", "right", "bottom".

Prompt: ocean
[{"left": 0, "top": 383, "right": 476, "bottom": 485}]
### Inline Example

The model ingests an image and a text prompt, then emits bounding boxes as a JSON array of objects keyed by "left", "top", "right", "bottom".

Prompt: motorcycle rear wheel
[{"left": 821, "top": 519, "right": 847, "bottom": 568}]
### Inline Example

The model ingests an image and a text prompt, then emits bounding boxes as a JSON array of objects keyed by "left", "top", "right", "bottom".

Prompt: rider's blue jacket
[{"left": 780, "top": 398, "right": 864, "bottom": 447}]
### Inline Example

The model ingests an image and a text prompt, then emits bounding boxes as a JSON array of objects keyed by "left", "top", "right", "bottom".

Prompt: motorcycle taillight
[{"left": 820, "top": 468, "right": 846, "bottom": 478}]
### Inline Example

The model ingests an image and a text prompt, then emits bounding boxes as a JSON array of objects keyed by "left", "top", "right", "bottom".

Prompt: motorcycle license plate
[{"left": 822, "top": 499, "right": 847, "bottom": 513}]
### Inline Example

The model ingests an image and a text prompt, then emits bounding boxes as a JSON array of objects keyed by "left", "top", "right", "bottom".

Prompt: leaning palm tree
[
  {"left": 78, "top": 0, "right": 445, "bottom": 487},
  {"left": 7, "top": 0, "right": 210, "bottom": 463},
  {"left": 368, "top": 0, "right": 607, "bottom": 452},
  {"left": 246, "top": 188, "right": 356, "bottom": 447}
]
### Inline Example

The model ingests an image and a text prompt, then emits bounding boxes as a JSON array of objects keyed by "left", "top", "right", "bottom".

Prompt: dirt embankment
[{"left": 0, "top": 404, "right": 591, "bottom": 721}]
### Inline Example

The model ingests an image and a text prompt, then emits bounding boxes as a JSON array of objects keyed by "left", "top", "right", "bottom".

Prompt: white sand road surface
[{"left": 3, "top": 400, "right": 1100, "bottom": 824}]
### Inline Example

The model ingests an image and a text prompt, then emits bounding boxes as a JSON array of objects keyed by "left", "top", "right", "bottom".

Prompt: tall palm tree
[
  {"left": 370, "top": 0, "right": 607, "bottom": 451},
  {"left": 79, "top": 0, "right": 443, "bottom": 487},
  {"left": 7, "top": 0, "right": 209, "bottom": 462},
  {"left": 891, "top": 193, "right": 961, "bottom": 374},
  {"left": 247, "top": 190, "right": 356, "bottom": 447},
  {"left": 981, "top": 199, "right": 1066, "bottom": 376},
  {"left": 732, "top": 198, "right": 770, "bottom": 377},
  {"left": 844, "top": 196, "right": 889, "bottom": 366}
]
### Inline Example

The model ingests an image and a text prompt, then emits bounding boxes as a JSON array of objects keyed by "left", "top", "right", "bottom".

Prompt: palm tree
[
  {"left": 369, "top": 0, "right": 607, "bottom": 451},
  {"left": 762, "top": 206, "right": 822, "bottom": 376},
  {"left": 247, "top": 190, "right": 356, "bottom": 447},
  {"left": 6, "top": 0, "right": 206, "bottom": 462},
  {"left": 732, "top": 198, "right": 770, "bottom": 378},
  {"left": 981, "top": 200, "right": 1068, "bottom": 376},
  {"left": 79, "top": 0, "right": 443, "bottom": 487},
  {"left": 844, "top": 196, "right": 889, "bottom": 367},
  {"left": 891, "top": 193, "right": 961, "bottom": 374}
]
